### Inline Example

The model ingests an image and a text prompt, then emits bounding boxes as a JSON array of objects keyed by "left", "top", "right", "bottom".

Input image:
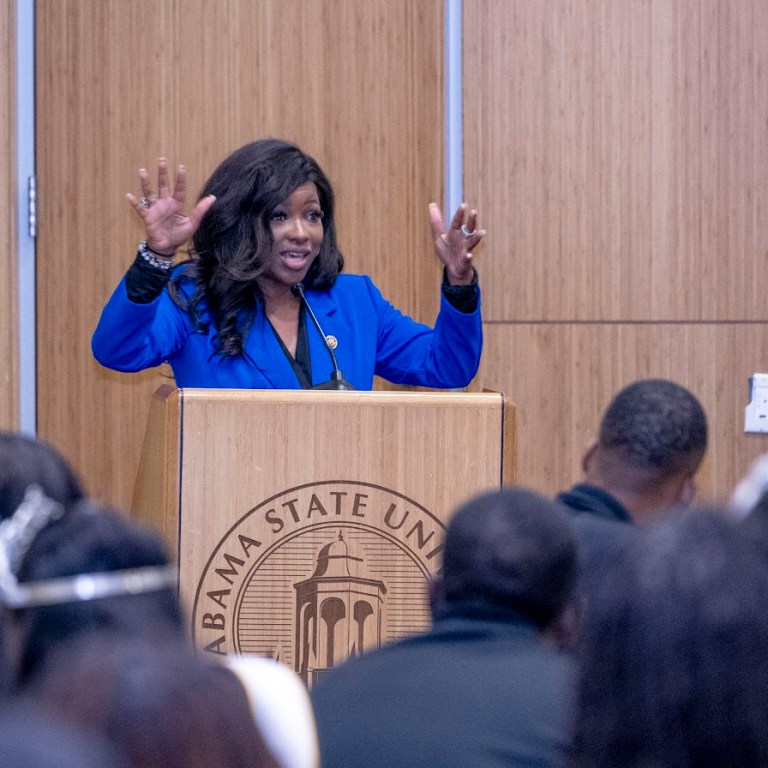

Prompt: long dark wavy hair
[{"left": 170, "top": 139, "right": 344, "bottom": 357}]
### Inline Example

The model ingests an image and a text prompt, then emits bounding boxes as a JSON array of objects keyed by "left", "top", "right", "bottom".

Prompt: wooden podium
[{"left": 132, "top": 385, "right": 514, "bottom": 684}]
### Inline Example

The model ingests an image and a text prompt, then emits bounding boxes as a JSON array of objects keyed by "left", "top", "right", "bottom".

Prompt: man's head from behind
[
  {"left": 584, "top": 379, "right": 707, "bottom": 519},
  {"left": 435, "top": 487, "right": 577, "bottom": 630}
]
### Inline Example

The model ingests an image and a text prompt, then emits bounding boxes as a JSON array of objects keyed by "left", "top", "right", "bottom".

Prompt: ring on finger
[
  {"left": 461, "top": 224, "right": 475, "bottom": 238},
  {"left": 139, "top": 197, "right": 150, "bottom": 208}
]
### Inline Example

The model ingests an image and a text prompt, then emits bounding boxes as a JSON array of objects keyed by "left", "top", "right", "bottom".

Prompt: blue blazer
[{"left": 92, "top": 272, "right": 482, "bottom": 390}]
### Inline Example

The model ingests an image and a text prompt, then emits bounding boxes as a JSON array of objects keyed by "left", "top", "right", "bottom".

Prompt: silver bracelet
[{"left": 138, "top": 240, "right": 175, "bottom": 270}]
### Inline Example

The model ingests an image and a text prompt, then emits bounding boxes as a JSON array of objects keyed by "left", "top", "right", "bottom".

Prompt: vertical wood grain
[
  {"left": 464, "top": 0, "right": 768, "bottom": 322},
  {"left": 465, "top": 0, "right": 768, "bottom": 501},
  {"left": 35, "top": 0, "right": 443, "bottom": 509},
  {"left": 0, "top": 0, "right": 19, "bottom": 430},
  {"left": 479, "top": 324, "right": 768, "bottom": 502}
]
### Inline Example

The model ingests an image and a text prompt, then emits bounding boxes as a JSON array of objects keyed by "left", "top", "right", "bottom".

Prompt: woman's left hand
[{"left": 428, "top": 202, "right": 486, "bottom": 285}]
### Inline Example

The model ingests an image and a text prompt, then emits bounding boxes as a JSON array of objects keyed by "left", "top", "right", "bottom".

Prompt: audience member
[
  {"left": 0, "top": 485, "right": 318, "bottom": 768},
  {"left": 0, "top": 496, "right": 181, "bottom": 689},
  {"left": 572, "top": 510, "right": 768, "bottom": 768},
  {"left": 311, "top": 487, "right": 578, "bottom": 768},
  {"left": 0, "top": 433, "right": 87, "bottom": 690},
  {"left": 0, "top": 431, "right": 84, "bottom": 519},
  {"left": 557, "top": 378, "right": 707, "bottom": 584},
  {"left": 92, "top": 140, "right": 483, "bottom": 391},
  {"left": 27, "top": 634, "right": 279, "bottom": 768}
]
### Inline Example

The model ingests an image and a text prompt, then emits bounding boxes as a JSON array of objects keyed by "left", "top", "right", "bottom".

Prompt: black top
[
  {"left": 556, "top": 483, "right": 638, "bottom": 590},
  {"left": 267, "top": 307, "right": 312, "bottom": 388}
]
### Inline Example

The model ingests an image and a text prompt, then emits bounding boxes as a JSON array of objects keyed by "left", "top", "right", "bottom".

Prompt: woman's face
[{"left": 261, "top": 182, "right": 325, "bottom": 293}]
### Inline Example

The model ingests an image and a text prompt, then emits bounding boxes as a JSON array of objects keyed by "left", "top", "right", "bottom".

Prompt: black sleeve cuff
[
  {"left": 125, "top": 252, "right": 173, "bottom": 303},
  {"left": 441, "top": 267, "right": 479, "bottom": 314}
]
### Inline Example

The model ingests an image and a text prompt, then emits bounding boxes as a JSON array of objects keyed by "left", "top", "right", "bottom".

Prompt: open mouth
[{"left": 280, "top": 251, "right": 312, "bottom": 270}]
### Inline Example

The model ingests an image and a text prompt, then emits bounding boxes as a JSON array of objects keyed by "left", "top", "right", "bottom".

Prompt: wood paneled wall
[
  {"left": 465, "top": 0, "right": 768, "bottom": 500},
  {"left": 35, "top": 0, "right": 443, "bottom": 510},
  {"left": 33, "top": 0, "right": 768, "bottom": 508},
  {"left": 0, "top": 0, "right": 18, "bottom": 430}
]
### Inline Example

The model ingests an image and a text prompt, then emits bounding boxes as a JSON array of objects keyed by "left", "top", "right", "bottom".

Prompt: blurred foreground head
[
  {"left": 435, "top": 486, "right": 577, "bottom": 630},
  {"left": 0, "top": 496, "right": 181, "bottom": 688},
  {"left": 573, "top": 510, "right": 768, "bottom": 768},
  {"left": 29, "top": 635, "right": 280, "bottom": 768}
]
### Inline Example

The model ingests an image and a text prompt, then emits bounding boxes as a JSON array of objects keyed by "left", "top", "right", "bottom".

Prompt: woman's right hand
[{"left": 126, "top": 158, "right": 216, "bottom": 256}]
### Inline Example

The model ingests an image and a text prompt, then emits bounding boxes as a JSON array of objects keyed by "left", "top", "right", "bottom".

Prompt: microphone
[{"left": 291, "top": 283, "right": 356, "bottom": 390}]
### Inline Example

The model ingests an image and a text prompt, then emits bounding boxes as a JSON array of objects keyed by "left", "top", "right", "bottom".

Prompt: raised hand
[
  {"left": 126, "top": 158, "right": 216, "bottom": 256},
  {"left": 428, "top": 202, "right": 486, "bottom": 285}
]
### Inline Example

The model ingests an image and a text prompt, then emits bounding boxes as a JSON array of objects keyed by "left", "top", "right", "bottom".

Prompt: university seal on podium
[{"left": 191, "top": 480, "right": 445, "bottom": 685}]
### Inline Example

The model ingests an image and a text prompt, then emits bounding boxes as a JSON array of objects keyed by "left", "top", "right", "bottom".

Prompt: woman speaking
[{"left": 92, "top": 139, "right": 485, "bottom": 390}]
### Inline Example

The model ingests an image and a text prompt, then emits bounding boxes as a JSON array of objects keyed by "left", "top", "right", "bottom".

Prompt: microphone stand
[{"left": 291, "top": 283, "right": 356, "bottom": 390}]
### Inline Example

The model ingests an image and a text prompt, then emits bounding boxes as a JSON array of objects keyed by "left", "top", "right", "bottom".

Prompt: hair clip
[
  {"left": 0, "top": 485, "right": 177, "bottom": 609},
  {"left": 0, "top": 485, "right": 65, "bottom": 606},
  {"left": 0, "top": 485, "right": 64, "bottom": 573}
]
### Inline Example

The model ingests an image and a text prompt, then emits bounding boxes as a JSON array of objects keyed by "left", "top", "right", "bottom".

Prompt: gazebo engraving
[{"left": 294, "top": 531, "right": 387, "bottom": 686}]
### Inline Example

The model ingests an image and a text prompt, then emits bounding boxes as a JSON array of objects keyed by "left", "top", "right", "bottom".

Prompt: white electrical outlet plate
[{"left": 745, "top": 374, "right": 768, "bottom": 433}]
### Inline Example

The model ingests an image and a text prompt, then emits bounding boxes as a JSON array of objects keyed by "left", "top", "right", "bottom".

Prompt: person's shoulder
[
  {"left": 571, "top": 512, "right": 637, "bottom": 550},
  {"left": 571, "top": 511, "right": 639, "bottom": 589},
  {"left": 330, "top": 273, "right": 374, "bottom": 290},
  {"left": 311, "top": 633, "right": 427, "bottom": 695},
  {"left": 323, "top": 274, "right": 387, "bottom": 307}
]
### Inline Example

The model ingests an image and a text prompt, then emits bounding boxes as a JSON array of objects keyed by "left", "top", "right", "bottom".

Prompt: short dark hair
[
  {"left": 441, "top": 487, "right": 577, "bottom": 628},
  {"left": 573, "top": 510, "right": 768, "bottom": 767},
  {"left": 174, "top": 138, "right": 344, "bottom": 356},
  {"left": 12, "top": 500, "right": 183, "bottom": 688},
  {"left": 0, "top": 432, "right": 84, "bottom": 520},
  {"left": 598, "top": 379, "right": 707, "bottom": 480}
]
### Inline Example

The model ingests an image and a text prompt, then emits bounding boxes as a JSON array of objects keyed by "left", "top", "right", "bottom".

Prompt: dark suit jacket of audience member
[
  {"left": 556, "top": 483, "right": 638, "bottom": 588},
  {"left": 310, "top": 606, "right": 574, "bottom": 768}
]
